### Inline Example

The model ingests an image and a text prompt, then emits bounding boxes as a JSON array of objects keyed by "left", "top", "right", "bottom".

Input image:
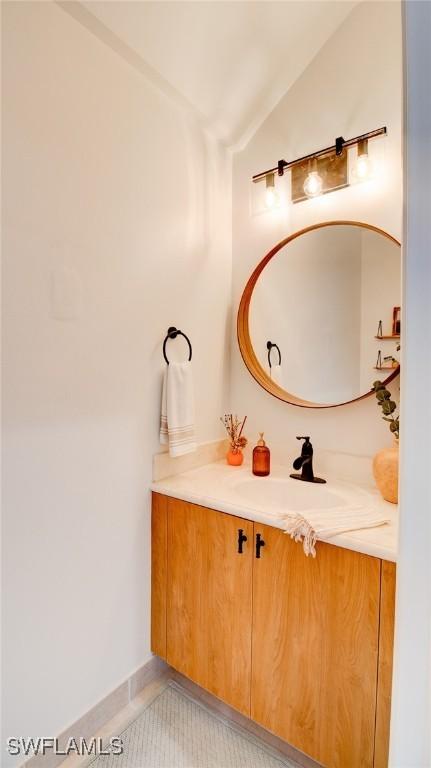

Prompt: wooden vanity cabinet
[
  {"left": 151, "top": 493, "right": 395, "bottom": 768},
  {"left": 152, "top": 493, "right": 253, "bottom": 715},
  {"left": 252, "top": 524, "right": 381, "bottom": 768}
]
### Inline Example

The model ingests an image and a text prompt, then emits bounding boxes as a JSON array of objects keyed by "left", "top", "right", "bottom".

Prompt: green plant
[{"left": 372, "top": 381, "right": 399, "bottom": 439}]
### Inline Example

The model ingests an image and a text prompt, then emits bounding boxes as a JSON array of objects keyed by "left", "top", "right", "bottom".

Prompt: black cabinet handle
[
  {"left": 237, "top": 528, "right": 248, "bottom": 554},
  {"left": 255, "top": 533, "right": 265, "bottom": 558}
]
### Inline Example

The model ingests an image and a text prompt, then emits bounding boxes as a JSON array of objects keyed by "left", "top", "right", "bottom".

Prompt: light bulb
[
  {"left": 352, "top": 139, "right": 372, "bottom": 181},
  {"left": 265, "top": 173, "right": 279, "bottom": 209},
  {"left": 265, "top": 187, "right": 279, "bottom": 208},
  {"left": 354, "top": 152, "right": 371, "bottom": 180},
  {"left": 303, "top": 170, "right": 323, "bottom": 199}
]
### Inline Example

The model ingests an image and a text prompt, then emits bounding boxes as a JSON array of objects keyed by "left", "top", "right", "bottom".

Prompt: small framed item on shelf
[
  {"left": 376, "top": 320, "right": 383, "bottom": 338},
  {"left": 392, "top": 306, "right": 401, "bottom": 336}
]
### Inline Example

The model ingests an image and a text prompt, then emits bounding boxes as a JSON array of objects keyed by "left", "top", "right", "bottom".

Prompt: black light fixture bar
[{"left": 252, "top": 126, "right": 387, "bottom": 183}]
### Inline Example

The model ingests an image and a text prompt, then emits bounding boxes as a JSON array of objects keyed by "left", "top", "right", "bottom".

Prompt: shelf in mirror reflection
[
  {"left": 375, "top": 335, "right": 400, "bottom": 340},
  {"left": 374, "top": 365, "right": 400, "bottom": 371}
]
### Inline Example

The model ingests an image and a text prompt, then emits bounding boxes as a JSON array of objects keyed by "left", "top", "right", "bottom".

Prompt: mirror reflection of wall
[{"left": 249, "top": 225, "right": 400, "bottom": 406}]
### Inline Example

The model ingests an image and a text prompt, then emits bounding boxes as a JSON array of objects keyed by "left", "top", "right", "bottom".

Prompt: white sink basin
[{"left": 228, "top": 474, "right": 373, "bottom": 514}]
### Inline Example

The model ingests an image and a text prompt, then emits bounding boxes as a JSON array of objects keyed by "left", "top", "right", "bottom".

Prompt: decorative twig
[
  {"left": 238, "top": 415, "right": 247, "bottom": 441},
  {"left": 220, "top": 414, "right": 248, "bottom": 452}
]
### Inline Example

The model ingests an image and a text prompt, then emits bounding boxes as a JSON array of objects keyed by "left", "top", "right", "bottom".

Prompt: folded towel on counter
[
  {"left": 160, "top": 361, "right": 196, "bottom": 457},
  {"left": 278, "top": 505, "right": 391, "bottom": 558},
  {"left": 270, "top": 364, "right": 283, "bottom": 386}
]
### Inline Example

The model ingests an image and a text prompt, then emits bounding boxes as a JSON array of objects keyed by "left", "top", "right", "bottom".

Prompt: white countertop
[{"left": 151, "top": 460, "right": 398, "bottom": 562}]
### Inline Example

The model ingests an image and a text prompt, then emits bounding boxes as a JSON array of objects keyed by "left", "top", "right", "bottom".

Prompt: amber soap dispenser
[{"left": 252, "top": 433, "right": 270, "bottom": 477}]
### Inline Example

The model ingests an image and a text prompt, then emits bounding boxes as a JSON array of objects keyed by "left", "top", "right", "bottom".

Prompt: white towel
[
  {"left": 160, "top": 361, "right": 196, "bottom": 457},
  {"left": 270, "top": 364, "right": 283, "bottom": 386},
  {"left": 278, "top": 505, "right": 390, "bottom": 558}
]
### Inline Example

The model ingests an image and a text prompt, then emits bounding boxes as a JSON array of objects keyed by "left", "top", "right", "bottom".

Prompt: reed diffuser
[{"left": 220, "top": 414, "right": 248, "bottom": 466}]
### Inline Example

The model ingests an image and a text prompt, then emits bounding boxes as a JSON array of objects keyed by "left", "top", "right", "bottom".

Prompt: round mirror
[{"left": 237, "top": 221, "right": 401, "bottom": 408}]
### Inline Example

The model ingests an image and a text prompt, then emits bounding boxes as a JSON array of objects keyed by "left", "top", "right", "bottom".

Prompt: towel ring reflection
[
  {"left": 163, "top": 327, "right": 193, "bottom": 365},
  {"left": 267, "top": 341, "right": 281, "bottom": 369}
]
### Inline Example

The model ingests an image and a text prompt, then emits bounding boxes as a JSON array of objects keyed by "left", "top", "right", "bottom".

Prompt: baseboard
[
  {"left": 170, "top": 670, "right": 322, "bottom": 768},
  {"left": 23, "top": 656, "right": 320, "bottom": 768},
  {"left": 23, "top": 656, "right": 169, "bottom": 768}
]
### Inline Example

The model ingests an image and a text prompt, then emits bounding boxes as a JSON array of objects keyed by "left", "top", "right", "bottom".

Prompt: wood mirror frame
[{"left": 237, "top": 220, "right": 401, "bottom": 408}]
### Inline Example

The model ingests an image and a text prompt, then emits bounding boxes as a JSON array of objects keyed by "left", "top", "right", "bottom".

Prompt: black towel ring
[
  {"left": 267, "top": 341, "right": 281, "bottom": 369},
  {"left": 163, "top": 327, "right": 192, "bottom": 365}
]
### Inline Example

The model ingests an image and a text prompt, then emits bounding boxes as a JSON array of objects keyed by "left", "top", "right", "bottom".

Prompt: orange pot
[
  {"left": 226, "top": 448, "right": 244, "bottom": 466},
  {"left": 373, "top": 439, "right": 399, "bottom": 504}
]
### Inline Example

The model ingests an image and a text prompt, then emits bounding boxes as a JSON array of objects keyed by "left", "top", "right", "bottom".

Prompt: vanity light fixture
[
  {"left": 303, "top": 158, "right": 323, "bottom": 199},
  {"left": 265, "top": 173, "right": 279, "bottom": 209},
  {"left": 252, "top": 127, "right": 386, "bottom": 204}
]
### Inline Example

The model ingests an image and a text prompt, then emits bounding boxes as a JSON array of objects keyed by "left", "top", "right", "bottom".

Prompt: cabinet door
[
  {"left": 251, "top": 524, "right": 380, "bottom": 768},
  {"left": 151, "top": 493, "right": 168, "bottom": 659},
  {"left": 374, "top": 560, "right": 396, "bottom": 768},
  {"left": 167, "top": 498, "right": 253, "bottom": 716}
]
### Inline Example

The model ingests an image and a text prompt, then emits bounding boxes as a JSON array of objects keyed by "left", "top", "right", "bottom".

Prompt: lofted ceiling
[{"left": 80, "top": 1, "right": 358, "bottom": 149}]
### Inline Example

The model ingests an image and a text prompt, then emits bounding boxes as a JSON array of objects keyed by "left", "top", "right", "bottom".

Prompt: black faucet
[{"left": 290, "top": 436, "right": 326, "bottom": 484}]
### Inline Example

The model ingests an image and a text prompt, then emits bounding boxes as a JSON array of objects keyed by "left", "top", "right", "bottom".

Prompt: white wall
[
  {"left": 1, "top": 1, "right": 231, "bottom": 760},
  {"left": 231, "top": 1, "right": 402, "bottom": 478},
  {"left": 389, "top": 2, "right": 431, "bottom": 764}
]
